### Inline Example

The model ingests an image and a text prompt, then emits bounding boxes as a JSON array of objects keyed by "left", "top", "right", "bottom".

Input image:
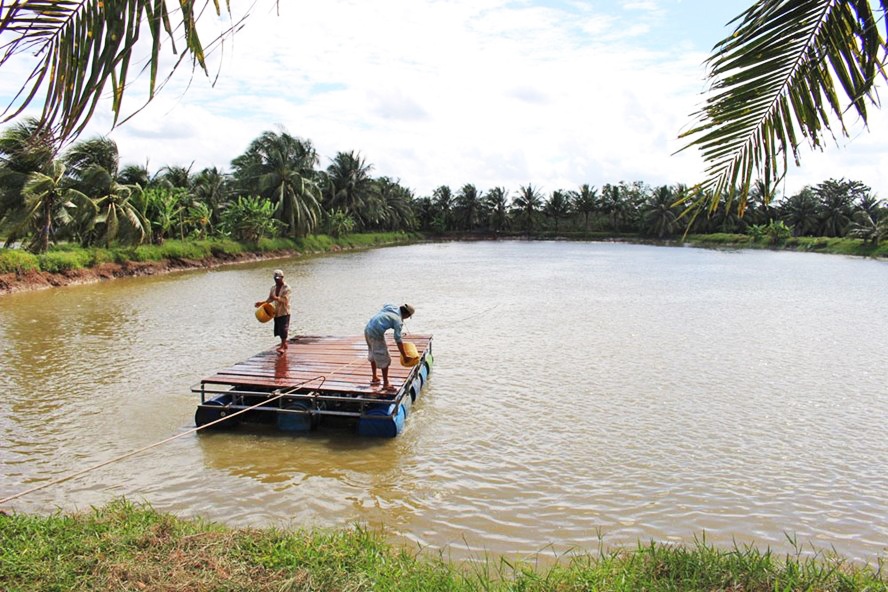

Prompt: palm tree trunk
[{"left": 39, "top": 194, "right": 52, "bottom": 253}]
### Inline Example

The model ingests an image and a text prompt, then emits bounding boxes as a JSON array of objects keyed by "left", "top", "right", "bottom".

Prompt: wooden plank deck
[{"left": 200, "top": 334, "right": 433, "bottom": 396}]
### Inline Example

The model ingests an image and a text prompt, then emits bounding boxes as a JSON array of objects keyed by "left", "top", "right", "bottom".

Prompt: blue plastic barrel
[
  {"left": 410, "top": 378, "right": 422, "bottom": 402},
  {"left": 277, "top": 401, "right": 314, "bottom": 432},
  {"left": 401, "top": 394, "right": 411, "bottom": 418},
  {"left": 357, "top": 403, "right": 406, "bottom": 437},
  {"left": 195, "top": 394, "right": 239, "bottom": 429}
]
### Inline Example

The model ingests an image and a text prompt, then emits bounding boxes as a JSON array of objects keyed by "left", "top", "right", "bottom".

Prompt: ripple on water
[{"left": 0, "top": 242, "right": 886, "bottom": 564}]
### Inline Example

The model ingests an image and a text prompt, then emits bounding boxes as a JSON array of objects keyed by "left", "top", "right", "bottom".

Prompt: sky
[{"left": 3, "top": 0, "right": 888, "bottom": 200}]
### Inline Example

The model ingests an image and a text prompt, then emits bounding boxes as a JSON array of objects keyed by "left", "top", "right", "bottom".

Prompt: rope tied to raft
[
  {"left": 402, "top": 302, "right": 500, "bottom": 335},
  {"left": 0, "top": 354, "right": 367, "bottom": 506}
]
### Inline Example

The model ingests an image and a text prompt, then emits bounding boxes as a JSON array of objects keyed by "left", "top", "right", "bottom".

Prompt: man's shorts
[
  {"left": 274, "top": 314, "right": 290, "bottom": 338},
  {"left": 364, "top": 330, "right": 391, "bottom": 368}
]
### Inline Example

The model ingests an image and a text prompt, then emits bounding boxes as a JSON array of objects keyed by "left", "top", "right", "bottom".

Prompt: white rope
[{"left": 0, "top": 355, "right": 368, "bottom": 506}]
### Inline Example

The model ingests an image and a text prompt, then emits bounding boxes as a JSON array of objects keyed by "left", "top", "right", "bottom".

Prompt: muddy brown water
[{"left": 1, "top": 241, "right": 886, "bottom": 563}]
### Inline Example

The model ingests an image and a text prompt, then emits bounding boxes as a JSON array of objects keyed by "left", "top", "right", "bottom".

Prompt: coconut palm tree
[
  {"left": 814, "top": 178, "right": 860, "bottom": 237},
  {"left": 744, "top": 179, "right": 781, "bottom": 226},
  {"left": 64, "top": 137, "right": 120, "bottom": 180},
  {"left": 432, "top": 186, "right": 455, "bottom": 231},
  {"left": 543, "top": 190, "right": 572, "bottom": 233},
  {"left": 60, "top": 136, "right": 147, "bottom": 246},
  {"left": 855, "top": 193, "right": 885, "bottom": 220},
  {"left": 641, "top": 185, "right": 680, "bottom": 238},
  {"left": 190, "top": 166, "right": 231, "bottom": 230},
  {"left": 78, "top": 183, "right": 149, "bottom": 246},
  {"left": 324, "top": 151, "right": 374, "bottom": 226},
  {"left": 483, "top": 187, "right": 510, "bottom": 233},
  {"left": 5, "top": 161, "right": 86, "bottom": 253},
  {"left": 600, "top": 183, "right": 630, "bottom": 232},
  {"left": 454, "top": 184, "right": 482, "bottom": 231},
  {"left": 682, "top": 1, "right": 888, "bottom": 213},
  {"left": 572, "top": 184, "right": 599, "bottom": 231},
  {"left": 231, "top": 130, "right": 322, "bottom": 237},
  {"left": 512, "top": 184, "right": 543, "bottom": 235},
  {"left": 781, "top": 187, "right": 820, "bottom": 236},
  {"left": 848, "top": 212, "right": 888, "bottom": 245},
  {"left": 412, "top": 196, "right": 436, "bottom": 232},
  {"left": 155, "top": 165, "right": 194, "bottom": 191},
  {"left": 118, "top": 163, "right": 152, "bottom": 188},
  {"left": 368, "top": 177, "right": 415, "bottom": 231},
  {"left": 0, "top": 1, "right": 249, "bottom": 142},
  {"left": 0, "top": 118, "right": 57, "bottom": 244}
]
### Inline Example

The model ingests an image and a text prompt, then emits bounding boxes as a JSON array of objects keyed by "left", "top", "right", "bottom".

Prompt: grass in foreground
[{"left": 1, "top": 500, "right": 884, "bottom": 591}]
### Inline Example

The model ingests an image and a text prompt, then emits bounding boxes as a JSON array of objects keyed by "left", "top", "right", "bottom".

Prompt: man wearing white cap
[
  {"left": 364, "top": 303, "right": 415, "bottom": 391},
  {"left": 255, "top": 269, "right": 292, "bottom": 354}
]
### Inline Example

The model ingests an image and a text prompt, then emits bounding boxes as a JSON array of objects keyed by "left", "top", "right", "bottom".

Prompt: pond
[{"left": 1, "top": 240, "right": 885, "bottom": 563}]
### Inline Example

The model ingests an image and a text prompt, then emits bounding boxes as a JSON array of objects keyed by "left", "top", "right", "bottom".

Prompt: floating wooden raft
[{"left": 192, "top": 334, "right": 434, "bottom": 437}]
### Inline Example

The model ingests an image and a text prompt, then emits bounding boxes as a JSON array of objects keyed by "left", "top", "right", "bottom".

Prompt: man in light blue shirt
[{"left": 364, "top": 303, "right": 415, "bottom": 391}]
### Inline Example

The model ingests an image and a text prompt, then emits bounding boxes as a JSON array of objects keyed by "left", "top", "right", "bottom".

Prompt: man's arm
[{"left": 255, "top": 287, "right": 274, "bottom": 307}]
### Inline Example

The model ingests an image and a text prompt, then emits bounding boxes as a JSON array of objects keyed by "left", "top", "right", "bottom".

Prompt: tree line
[{"left": 1, "top": 118, "right": 886, "bottom": 254}]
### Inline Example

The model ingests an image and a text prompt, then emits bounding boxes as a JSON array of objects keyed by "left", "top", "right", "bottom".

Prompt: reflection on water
[{"left": 1, "top": 242, "right": 886, "bottom": 563}]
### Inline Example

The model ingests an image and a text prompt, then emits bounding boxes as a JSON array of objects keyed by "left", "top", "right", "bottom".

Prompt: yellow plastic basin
[
  {"left": 400, "top": 341, "right": 420, "bottom": 367},
  {"left": 255, "top": 302, "right": 275, "bottom": 323}
]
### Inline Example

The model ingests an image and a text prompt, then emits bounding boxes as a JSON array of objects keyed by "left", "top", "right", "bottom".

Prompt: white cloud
[{"left": 4, "top": 0, "right": 888, "bottom": 200}]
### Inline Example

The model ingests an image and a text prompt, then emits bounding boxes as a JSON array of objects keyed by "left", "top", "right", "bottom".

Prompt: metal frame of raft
[{"left": 192, "top": 334, "right": 433, "bottom": 438}]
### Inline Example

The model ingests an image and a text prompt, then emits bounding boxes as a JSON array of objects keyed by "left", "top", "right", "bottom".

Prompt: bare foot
[
  {"left": 370, "top": 377, "right": 381, "bottom": 385},
  {"left": 382, "top": 385, "right": 397, "bottom": 393}
]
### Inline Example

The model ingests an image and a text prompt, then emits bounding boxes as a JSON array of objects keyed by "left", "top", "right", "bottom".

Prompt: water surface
[{"left": 1, "top": 241, "right": 885, "bottom": 563}]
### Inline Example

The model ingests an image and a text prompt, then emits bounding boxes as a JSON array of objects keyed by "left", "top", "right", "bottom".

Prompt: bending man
[{"left": 364, "top": 303, "right": 415, "bottom": 392}]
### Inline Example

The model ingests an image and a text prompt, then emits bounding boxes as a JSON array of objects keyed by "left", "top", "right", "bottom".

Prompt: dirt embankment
[{"left": 0, "top": 251, "right": 300, "bottom": 296}]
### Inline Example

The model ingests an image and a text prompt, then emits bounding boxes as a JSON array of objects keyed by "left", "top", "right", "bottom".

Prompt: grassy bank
[
  {"left": 0, "top": 501, "right": 884, "bottom": 591},
  {"left": 433, "top": 230, "right": 888, "bottom": 259},
  {"left": 682, "top": 233, "right": 888, "bottom": 258},
  {"left": 0, "top": 232, "right": 420, "bottom": 275},
  {"left": 2, "top": 231, "right": 885, "bottom": 276}
]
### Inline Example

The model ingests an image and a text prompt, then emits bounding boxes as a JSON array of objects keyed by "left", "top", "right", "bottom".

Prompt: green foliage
[
  {"left": 681, "top": 1, "right": 888, "bottom": 212},
  {"left": 0, "top": 500, "right": 884, "bottom": 592},
  {"left": 293, "top": 234, "right": 335, "bottom": 252},
  {"left": 38, "top": 249, "right": 92, "bottom": 272},
  {"left": 125, "top": 244, "right": 164, "bottom": 262},
  {"left": 90, "top": 248, "right": 117, "bottom": 265},
  {"left": 220, "top": 195, "right": 281, "bottom": 243},
  {"left": 0, "top": 248, "right": 39, "bottom": 273},
  {"left": 325, "top": 208, "right": 356, "bottom": 237},
  {"left": 200, "top": 239, "right": 244, "bottom": 258},
  {"left": 784, "top": 236, "right": 878, "bottom": 256},
  {"left": 255, "top": 237, "right": 300, "bottom": 252},
  {"left": 141, "top": 186, "right": 186, "bottom": 245},
  {"left": 1, "top": 3, "right": 233, "bottom": 142},
  {"left": 749, "top": 220, "right": 792, "bottom": 245},
  {"left": 230, "top": 131, "right": 322, "bottom": 237},
  {"left": 686, "top": 233, "right": 753, "bottom": 246},
  {"left": 128, "top": 240, "right": 216, "bottom": 262}
]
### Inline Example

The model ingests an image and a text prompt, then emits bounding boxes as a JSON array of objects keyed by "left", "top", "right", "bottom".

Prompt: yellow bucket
[
  {"left": 255, "top": 302, "right": 275, "bottom": 323},
  {"left": 400, "top": 341, "right": 420, "bottom": 367}
]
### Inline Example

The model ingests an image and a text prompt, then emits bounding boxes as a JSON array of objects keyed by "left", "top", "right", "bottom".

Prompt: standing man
[
  {"left": 364, "top": 303, "right": 415, "bottom": 392},
  {"left": 255, "top": 269, "right": 292, "bottom": 354}
]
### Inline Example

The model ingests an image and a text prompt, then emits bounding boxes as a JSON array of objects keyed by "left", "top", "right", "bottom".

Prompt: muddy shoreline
[{"left": 0, "top": 250, "right": 300, "bottom": 296}]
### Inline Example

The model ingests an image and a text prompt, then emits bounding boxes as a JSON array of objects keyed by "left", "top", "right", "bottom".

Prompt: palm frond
[
  {"left": 0, "top": 1, "right": 248, "bottom": 144},
  {"left": 679, "top": 0, "right": 888, "bottom": 212}
]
